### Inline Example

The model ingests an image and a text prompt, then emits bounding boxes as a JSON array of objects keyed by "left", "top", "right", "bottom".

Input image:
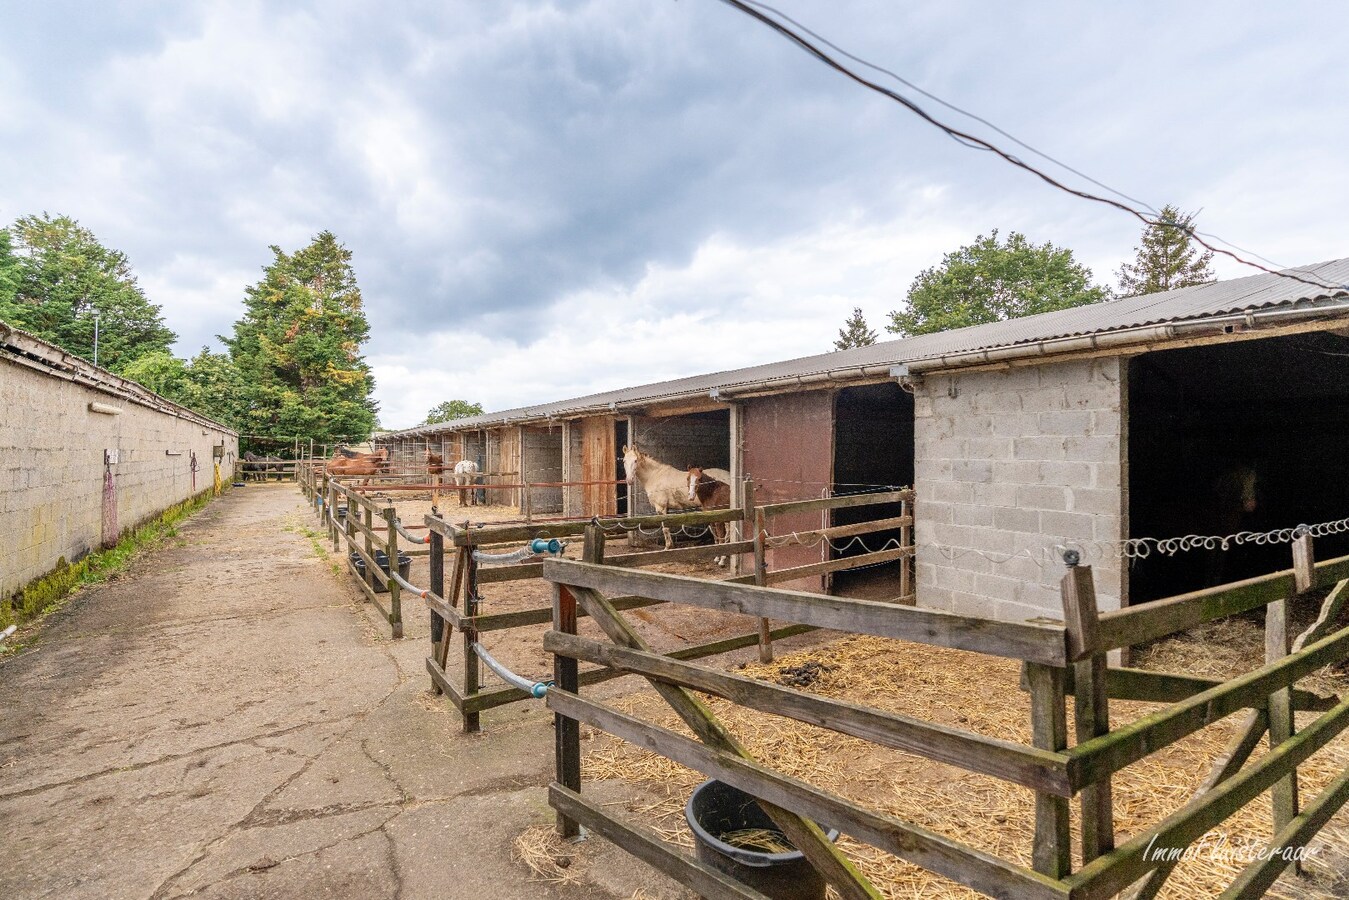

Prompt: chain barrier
[{"left": 924, "top": 514, "right": 1349, "bottom": 569}]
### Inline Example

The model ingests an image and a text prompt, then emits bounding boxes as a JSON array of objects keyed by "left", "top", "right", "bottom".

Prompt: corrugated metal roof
[{"left": 389, "top": 258, "right": 1349, "bottom": 437}]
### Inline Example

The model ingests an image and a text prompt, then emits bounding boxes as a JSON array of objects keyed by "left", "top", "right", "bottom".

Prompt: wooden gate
[{"left": 581, "top": 417, "right": 617, "bottom": 517}]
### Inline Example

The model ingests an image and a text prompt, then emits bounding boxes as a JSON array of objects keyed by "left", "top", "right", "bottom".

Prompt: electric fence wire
[{"left": 714, "top": 0, "right": 1345, "bottom": 291}]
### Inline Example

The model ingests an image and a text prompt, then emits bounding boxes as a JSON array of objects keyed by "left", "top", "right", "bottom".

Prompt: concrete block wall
[
  {"left": 629, "top": 412, "right": 730, "bottom": 516},
  {"left": 522, "top": 426, "right": 564, "bottom": 514},
  {"left": 1, "top": 351, "right": 238, "bottom": 601},
  {"left": 562, "top": 423, "right": 584, "bottom": 517},
  {"left": 913, "top": 357, "right": 1127, "bottom": 622}
]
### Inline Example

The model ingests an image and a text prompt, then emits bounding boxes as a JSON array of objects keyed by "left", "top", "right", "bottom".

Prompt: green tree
[
  {"left": 0, "top": 228, "right": 20, "bottom": 311},
  {"left": 887, "top": 231, "right": 1110, "bottom": 337},
  {"left": 184, "top": 347, "right": 241, "bottom": 426},
  {"left": 1, "top": 213, "right": 175, "bottom": 370},
  {"left": 834, "top": 307, "right": 877, "bottom": 350},
  {"left": 1116, "top": 205, "right": 1215, "bottom": 297},
  {"left": 224, "top": 231, "right": 377, "bottom": 444},
  {"left": 423, "top": 399, "right": 484, "bottom": 424},
  {"left": 122, "top": 349, "right": 193, "bottom": 400}
]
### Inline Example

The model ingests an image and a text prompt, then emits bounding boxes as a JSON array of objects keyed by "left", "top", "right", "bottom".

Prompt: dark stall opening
[
  {"left": 831, "top": 383, "right": 916, "bottom": 596},
  {"left": 615, "top": 419, "right": 630, "bottom": 516},
  {"left": 1128, "top": 331, "right": 1349, "bottom": 604},
  {"left": 628, "top": 409, "right": 731, "bottom": 517}
]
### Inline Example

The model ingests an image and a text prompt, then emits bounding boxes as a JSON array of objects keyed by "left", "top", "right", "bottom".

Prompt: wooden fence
[
  {"left": 307, "top": 474, "right": 432, "bottom": 639},
  {"left": 421, "top": 487, "right": 914, "bottom": 732},
  {"left": 543, "top": 532, "right": 1349, "bottom": 899}
]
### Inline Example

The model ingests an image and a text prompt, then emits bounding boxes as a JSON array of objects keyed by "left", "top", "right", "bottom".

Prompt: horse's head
[
  {"left": 622, "top": 445, "right": 644, "bottom": 487},
  {"left": 687, "top": 466, "right": 704, "bottom": 502},
  {"left": 1238, "top": 466, "right": 1258, "bottom": 514}
]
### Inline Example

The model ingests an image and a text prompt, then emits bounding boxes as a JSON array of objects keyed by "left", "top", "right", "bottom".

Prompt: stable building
[{"left": 380, "top": 258, "right": 1349, "bottom": 622}]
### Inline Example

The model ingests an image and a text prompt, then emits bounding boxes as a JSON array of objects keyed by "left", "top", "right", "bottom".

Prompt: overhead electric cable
[
  {"left": 737, "top": 0, "right": 1159, "bottom": 216},
  {"left": 716, "top": 0, "right": 1343, "bottom": 291}
]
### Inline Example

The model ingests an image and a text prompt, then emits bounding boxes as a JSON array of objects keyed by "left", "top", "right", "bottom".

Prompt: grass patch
[{"left": 1, "top": 490, "right": 217, "bottom": 634}]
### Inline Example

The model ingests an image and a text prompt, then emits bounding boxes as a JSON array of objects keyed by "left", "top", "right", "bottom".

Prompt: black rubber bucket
[
  {"left": 349, "top": 551, "right": 411, "bottom": 593},
  {"left": 685, "top": 779, "right": 837, "bottom": 899}
]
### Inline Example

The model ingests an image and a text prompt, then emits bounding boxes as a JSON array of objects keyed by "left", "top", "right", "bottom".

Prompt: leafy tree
[
  {"left": 1, "top": 213, "right": 175, "bottom": 370},
  {"left": 0, "top": 228, "right": 20, "bottom": 311},
  {"left": 183, "top": 347, "right": 241, "bottom": 426},
  {"left": 834, "top": 307, "right": 878, "bottom": 350},
  {"left": 223, "top": 231, "right": 377, "bottom": 444},
  {"left": 1116, "top": 205, "right": 1215, "bottom": 297},
  {"left": 122, "top": 349, "right": 193, "bottom": 400},
  {"left": 887, "top": 231, "right": 1110, "bottom": 337},
  {"left": 423, "top": 399, "right": 484, "bottom": 424}
]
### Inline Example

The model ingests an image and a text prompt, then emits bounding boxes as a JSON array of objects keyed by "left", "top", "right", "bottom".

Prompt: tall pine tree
[
  {"left": 0, "top": 213, "right": 175, "bottom": 371},
  {"left": 1116, "top": 205, "right": 1215, "bottom": 297},
  {"left": 225, "top": 232, "right": 377, "bottom": 444},
  {"left": 834, "top": 307, "right": 878, "bottom": 350}
]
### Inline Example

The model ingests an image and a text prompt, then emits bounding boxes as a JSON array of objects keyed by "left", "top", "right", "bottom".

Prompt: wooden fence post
[
  {"left": 754, "top": 504, "right": 773, "bottom": 664},
  {"left": 363, "top": 505, "right": 375, "bottom": 592},
  {"left": 1026, "top": 662, "right": 1071, "bottom": 879},
  {"left": 385, "top": 508, "right": 403, "bottom": 639},
  {"left": 1061, "top": 559, "right": 1114, "bottom": 862},
  {"left": 1268, "top": 532, "right": 1314, "bottom": 871},
  {"left": 553, "top": 524, "right": 605, "bottom": 838},
  {"left": 737, "top": 477, "right": 755, "bottom": 578},
  {"left": 429, "top": 529, "right": 445, "bottom": 694},
  {"left": 462, "top": 539, "right": 481, "bottom": 733},
  {"left": 899, "top": 495, "right": 913, "bottom": 605}
]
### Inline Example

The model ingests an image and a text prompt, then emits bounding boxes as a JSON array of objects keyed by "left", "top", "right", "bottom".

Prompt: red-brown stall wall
[{"left": 742, "top": 389, "right": 835, "bottom": 591}]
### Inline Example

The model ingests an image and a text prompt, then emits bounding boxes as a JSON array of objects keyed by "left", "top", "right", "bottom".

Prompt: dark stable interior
[
  {"left": 1128, "top": 330, "right": 1349, "bottom": 604},
  {"left": 831, "top": 382, "right": 915, "bottom": 593}
]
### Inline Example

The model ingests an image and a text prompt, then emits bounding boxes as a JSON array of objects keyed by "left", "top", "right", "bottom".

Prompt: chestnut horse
[
  {"left": 326, "top": 447, "right": 390, "bottom": 485},
  {"left": 687, "top": 466, "right": 733, "bottom": 565}
]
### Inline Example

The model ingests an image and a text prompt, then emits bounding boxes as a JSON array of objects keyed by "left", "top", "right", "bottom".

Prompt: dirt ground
[{"left": 0, "top": 484, "right": 735, "bottom": 900}]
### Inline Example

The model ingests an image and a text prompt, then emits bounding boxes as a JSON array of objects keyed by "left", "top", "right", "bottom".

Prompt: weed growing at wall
[{"left": 1, "top": 489, "right": 219, "bottom": 632}]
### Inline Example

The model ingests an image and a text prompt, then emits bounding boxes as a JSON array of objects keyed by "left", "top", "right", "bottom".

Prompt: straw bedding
[{"left": 562, "top": 623, "right": 1349, "bottom": 899}]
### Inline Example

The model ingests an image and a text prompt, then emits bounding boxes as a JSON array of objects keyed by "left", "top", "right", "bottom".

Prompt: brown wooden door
[
  {"left": 498, "top": 427, "right": 522, "bottom": 508},
  {"left": 581, "top": 417, "right": 617, "bottom": 517},
  {"left": 743, "top": 390, "right": 835, "bottom": 591}
]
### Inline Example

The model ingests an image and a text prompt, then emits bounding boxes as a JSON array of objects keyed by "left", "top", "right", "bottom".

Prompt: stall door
[
  {"left": 581, "top": 417, "right": 617, "bottom": 517},
  {"left": 742, "top": 390, "right": 835, "bottom": 591},
  {"left": 498, "top": 427, "right": 522, "bottom": 509}
]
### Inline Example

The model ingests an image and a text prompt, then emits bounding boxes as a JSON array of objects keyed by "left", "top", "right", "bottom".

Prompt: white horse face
[
  {"left": 622, "top": 445, "right": 639, "bottom": 486},
  {"left": 687, "top": 469, "right": 699, "bottom": 502}
]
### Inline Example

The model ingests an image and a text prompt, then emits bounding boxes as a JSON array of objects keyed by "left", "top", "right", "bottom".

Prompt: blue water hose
[{"left": 472, "top": 642, "right": 550, "bottom": 698}]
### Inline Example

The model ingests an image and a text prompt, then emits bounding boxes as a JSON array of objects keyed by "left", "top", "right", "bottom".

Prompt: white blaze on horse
[
  {"left": 452, "top": 459, "right": 480, "bottom": 507},
  {"left": 687, "top": 466, "right": 733, "bottom": 565}
]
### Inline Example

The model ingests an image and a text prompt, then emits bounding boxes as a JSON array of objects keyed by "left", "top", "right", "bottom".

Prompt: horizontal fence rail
[
  {"left": 420, "top": 485, "right": 917, "bottom": 732},
  {"left": 541, "top": 528, "right": 1349, "bottom": 899}
]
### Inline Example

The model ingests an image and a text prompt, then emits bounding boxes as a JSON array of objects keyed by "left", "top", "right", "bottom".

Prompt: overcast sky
[{"left": 3, "top": 1, "right": 1346, "bottom": 428}]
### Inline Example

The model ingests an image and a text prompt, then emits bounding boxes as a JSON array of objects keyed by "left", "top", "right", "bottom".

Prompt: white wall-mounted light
[{"left": 88, "top": 402, "right": 121, "bottom": 415}]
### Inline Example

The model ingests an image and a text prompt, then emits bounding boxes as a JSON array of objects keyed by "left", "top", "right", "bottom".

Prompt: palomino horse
[
  {"left": 687, "top": 466, "right": 733, "bottom": 565},
  {"left": 622, "top": 444, "right": 729, "bottom": 549},
  {"left": 452, "top": 459, "right": 480, "bottom": 507}
]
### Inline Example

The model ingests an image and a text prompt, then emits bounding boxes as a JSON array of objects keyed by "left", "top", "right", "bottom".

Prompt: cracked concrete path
[{"left": 0, "top": 485, "right": 649, "bottom": 900}]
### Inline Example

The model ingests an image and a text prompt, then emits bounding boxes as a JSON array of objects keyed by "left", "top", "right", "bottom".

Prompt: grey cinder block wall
[
  {"left": 913, "top": 357, "right": 1127, "bottom": 622},
  {"left": 1, "top": 329, "right": 238, "bottom": 601}
]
